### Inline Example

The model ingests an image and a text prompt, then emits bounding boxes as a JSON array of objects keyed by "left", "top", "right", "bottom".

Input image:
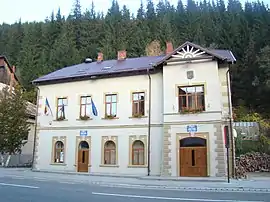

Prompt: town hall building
[{"left": 32, "top": 41, "right": 236, "bottom": 177}]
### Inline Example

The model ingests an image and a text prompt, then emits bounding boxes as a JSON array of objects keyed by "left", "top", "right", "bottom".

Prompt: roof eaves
[
  {"left": 32, "top": 66, "right": 156, "bottom": 85},
  {"left": 229, "top": 50, "right": 237, "bottom": 63}
]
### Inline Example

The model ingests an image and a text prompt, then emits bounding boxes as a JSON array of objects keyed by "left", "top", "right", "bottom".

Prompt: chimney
[
  {"left": 97, "top": 52, "right": 103, "bottom": 62},
  {"left": 118, "top": 50, "right": 127, "bottom": 60},
  {"left": 166, "top": 41, "right": 174, "bottom": 55},
  {"left": 12, "top": 66, "right": 16, "bottom": 73}
]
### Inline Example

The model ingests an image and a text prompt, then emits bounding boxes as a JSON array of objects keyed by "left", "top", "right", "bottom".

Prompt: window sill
[
  {"left": 128, "top": 165, "right": 147, "bottom": 168},
  {"left": 74, "top": 164, "right": 91, "bottom": 167},
  {"left": 101, "top": 117, "right": 119, "bottom": 120},
  {"left": 179, "top": 110, "right": 205, "bottom": 114},
  {"left": 129, "top": 116, "right": 148, "bottom": 119},
  {"left": 50, "top": 163, "right": 66, "bottom": 166},
  {"left": 76, "top": 118, "right": 93, "bottom": 121},
  {"left": 99, "top": 164, "right": 119, "bottom": 168},
  {"left": 53, "top": 119, "right": 68, "bottom": 122}
]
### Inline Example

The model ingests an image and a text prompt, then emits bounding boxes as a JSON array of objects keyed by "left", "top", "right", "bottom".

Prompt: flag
[
  {"left": 44, "top": 98, "right": 53, "bottom": 116},
  {"left": 91, "top": 98, "right": 98, "bottom": 116}
]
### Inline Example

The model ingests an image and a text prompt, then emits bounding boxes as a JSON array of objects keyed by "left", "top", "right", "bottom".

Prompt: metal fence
[{"left": 233, "top": 122, "right": 260, "bottom": 140}]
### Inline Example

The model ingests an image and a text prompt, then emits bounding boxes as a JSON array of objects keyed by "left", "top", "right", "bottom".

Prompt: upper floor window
[
  {"left": 178, "top": 85, "right": 205, "bottom": 113},
  {"left": 57, "top": 97, "right": 68, "bottom": 120},
  {"left": 105, "top": 94, "right": 117, "bottom": 118},
  {"left": 132, "top": 92, "right": 145, "bottom": 117},
  {"left": 80, "top": 96, "right": 91, "bottom": 118}
]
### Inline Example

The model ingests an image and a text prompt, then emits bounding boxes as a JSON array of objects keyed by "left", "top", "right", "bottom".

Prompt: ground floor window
[
  {"left": 104, "top": 140, "right": 116, "bottom": 165},
  {"left": 132, "top": 140, "right": 145, "bottom": 165},
  {"left": 54, "top": 141, "right": 64, "bottom": 163}
]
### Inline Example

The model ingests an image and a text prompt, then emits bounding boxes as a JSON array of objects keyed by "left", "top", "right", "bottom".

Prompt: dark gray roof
[
  {"left": 32, "top": 55, "right": 163, "bottom": 84},
  {"left": 209, "top": 49, "right": 236, "bottom": 63},
  {"left": 32, "top": 42, "right": 236, "bottom": 84}
]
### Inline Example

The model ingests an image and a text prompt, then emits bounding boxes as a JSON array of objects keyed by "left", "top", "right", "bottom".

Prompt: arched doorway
[
  {"left": 77, "top": 141, "right": 90, "bottom": 172},
  {"left": 179, "top": 137, "right": 207, "bottom": 177}
]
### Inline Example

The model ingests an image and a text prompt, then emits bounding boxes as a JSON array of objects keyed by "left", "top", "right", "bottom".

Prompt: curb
[
  {"left": 32, "top": 169, "right": 140, "bottom": 179},
  {"left": 94, "top": 182, "right": 270, "bottom": 193},
  {"left": 31, "top": 169, "right": 226, "bottom": 182}
]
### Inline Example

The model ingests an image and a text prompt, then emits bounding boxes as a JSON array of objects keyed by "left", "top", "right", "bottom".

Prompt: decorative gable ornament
[{"left": 172, "top": 45, "right": 206, "bottom": 59}]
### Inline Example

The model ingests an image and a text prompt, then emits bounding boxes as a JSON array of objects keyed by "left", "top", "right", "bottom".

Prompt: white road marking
[
  {"left": 91, "top": 192, "right": 264, "bottom": 202},
  {"left": 0, "top": 182, "right": 39, "bottom": 189},
  {"left": 59, "top": 181, "right": 77, "bottom": 184}
]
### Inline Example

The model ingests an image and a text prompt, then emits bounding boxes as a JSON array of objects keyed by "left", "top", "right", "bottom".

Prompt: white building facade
[{"left": 32, "top": 42, "right": 236, "bottom": 177}]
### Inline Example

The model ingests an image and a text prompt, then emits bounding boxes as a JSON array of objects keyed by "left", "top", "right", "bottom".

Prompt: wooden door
[
  {"left": 180, "top": 147, "right": 207, "bottom": 177},
  {"left": 77, "top": 149, "right": 89, "bottom": 172}
]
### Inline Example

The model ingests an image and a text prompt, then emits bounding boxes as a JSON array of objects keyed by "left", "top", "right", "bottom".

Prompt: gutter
[
  {"left": 31, "top": 86, "right": 40, "bottom": 170},
  {"left": 226, "top": 66, "right": 235, "bottom": 177},
  {"left": 147, "top": 68, "right": 152, "bottom": 176}
]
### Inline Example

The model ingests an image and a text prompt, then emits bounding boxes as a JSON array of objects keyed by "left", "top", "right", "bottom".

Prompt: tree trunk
[
  {"left": 0, "top": 154, "right": 4, "bottom": 167},
  {"left": 5, "top": 155, "right": 11, "bottom": 167}
]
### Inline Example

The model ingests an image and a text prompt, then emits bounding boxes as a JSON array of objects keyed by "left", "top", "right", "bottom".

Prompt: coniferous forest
[{"left": 0, "top": 0, "right": 270, "bottom": 118}]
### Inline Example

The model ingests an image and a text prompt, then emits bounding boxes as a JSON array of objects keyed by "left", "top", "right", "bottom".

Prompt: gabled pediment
[{"left": 155, "top": 41, "right": 230, "bottom": 66}]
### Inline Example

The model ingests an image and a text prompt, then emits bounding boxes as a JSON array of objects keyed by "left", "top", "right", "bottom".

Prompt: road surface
[{"left": 0, "top": 175, "right": 269, "bottom": 202}]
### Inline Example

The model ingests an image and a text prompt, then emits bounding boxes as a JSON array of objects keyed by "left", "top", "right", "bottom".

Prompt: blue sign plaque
[
  {"left": 80, "top": 130, "right": 88, "bottom": 136},
  {"left": 187, "top": 125, "right": 197, "bottom": 133}
]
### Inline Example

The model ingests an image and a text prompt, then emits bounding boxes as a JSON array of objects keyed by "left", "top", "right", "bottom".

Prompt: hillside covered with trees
[{"left": 0, "top": 0, "right": 270, "bottom": 118}]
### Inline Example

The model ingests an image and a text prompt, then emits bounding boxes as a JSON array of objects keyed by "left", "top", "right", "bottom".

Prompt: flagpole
[{"left": 147, "top": 67, "right": 152, "bottom": 176}]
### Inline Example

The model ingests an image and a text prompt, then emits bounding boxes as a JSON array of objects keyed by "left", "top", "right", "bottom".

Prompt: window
[
  {"left": 132, "top": 140, "right": 145, "bottom": 165},
  {"left": 104, "top": 141, "right": 116, "bottom": 165},
  {"left": 132, "top": 92, "right": 145, "bottom": 116},
  {"left": 80, "top": 96, "right": 91, "bottom": 117},
  {"left": 178, "top": 85, "right": 205, "bottom": 112},
  {"left": 54, "top": 141, "right": 64, "bottom": 163},
  {"left": 57, "top": 97, "right": 68, "bottom": 119},
  {"left": 105, "top": 94, "right": 117, "bottom": 117}
]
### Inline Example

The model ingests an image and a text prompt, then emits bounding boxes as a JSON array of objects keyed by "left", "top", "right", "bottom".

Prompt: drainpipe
[
  {"left": 147, "top": 68, "right": 152, "bottom": 176},
  {"left": 226, "top": 66, "right": 235, "bottom": 178},
  {"left": 31, "top": 86, "right": 40, "bottom": 170}
]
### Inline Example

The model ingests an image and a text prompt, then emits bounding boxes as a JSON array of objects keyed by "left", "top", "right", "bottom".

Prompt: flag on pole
[
  {"left": 91, "top": 97, "right": 98, "bottom": 116},
  {"left": 44, "top": 98, "right": 53, "bottom": 116}
]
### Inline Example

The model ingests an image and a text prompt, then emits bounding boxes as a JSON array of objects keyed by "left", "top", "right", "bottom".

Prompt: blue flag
[{"left": 91, "top": 98, "right": 98, "bottom": 116}]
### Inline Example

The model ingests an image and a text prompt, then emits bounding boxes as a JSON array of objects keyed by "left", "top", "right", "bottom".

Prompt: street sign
[
  {"left": 187, "top": 125, "right": 197, "bottom": 133},
  {"left": 80, "top": 130, "right": 88, "bottom": 136}
]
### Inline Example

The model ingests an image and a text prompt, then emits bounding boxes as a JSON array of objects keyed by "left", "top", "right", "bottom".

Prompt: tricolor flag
[
  {"left": 91, "top": 98, "right": 98, "bottom": 116},
  {"left": 44, "top": 98, "right": 53, "bottom": 116}
]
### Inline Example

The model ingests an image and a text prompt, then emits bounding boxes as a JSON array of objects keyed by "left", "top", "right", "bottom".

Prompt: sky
[
  {"left": 0, "top": 0, "right": 178, "bottom": 24},
  {"left": 0, "top": 0, "right": 269, "bottom": 24}
]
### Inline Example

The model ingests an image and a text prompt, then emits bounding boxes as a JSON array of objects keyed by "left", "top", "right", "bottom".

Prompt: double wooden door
[
  {"left": 179, "top": 147, "right": 207, "bottom": 177},
  {"left": 77, "top": 149, "right": 89, "bottom": 172}
]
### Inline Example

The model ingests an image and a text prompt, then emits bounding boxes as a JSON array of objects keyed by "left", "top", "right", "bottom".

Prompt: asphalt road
[{"left": 0, "top": 176, "right": 269, "bottom": 202}]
